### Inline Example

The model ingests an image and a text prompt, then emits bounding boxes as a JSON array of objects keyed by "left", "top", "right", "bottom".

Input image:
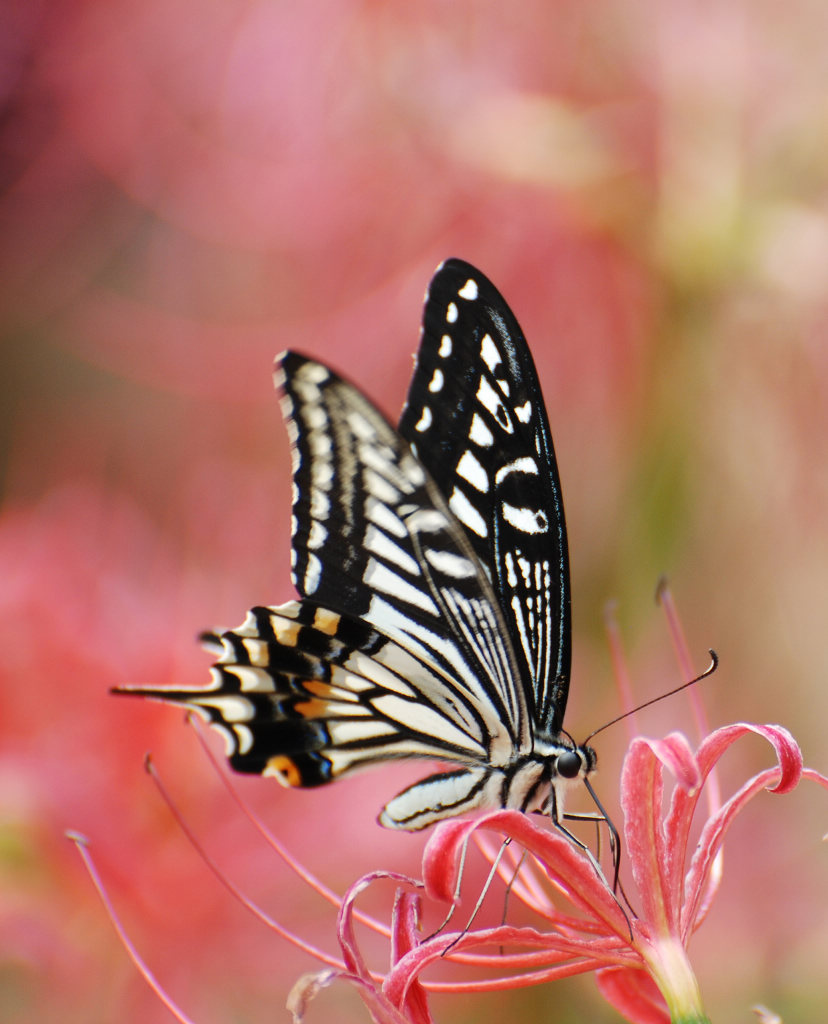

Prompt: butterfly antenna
[{"left": 582, "top": 649, "right": 719, "bottom": 746}]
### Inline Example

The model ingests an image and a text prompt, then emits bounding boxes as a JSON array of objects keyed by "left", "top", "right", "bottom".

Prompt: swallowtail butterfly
[{"left": 117, "top": 259, "right": 597, "bottom": 831}]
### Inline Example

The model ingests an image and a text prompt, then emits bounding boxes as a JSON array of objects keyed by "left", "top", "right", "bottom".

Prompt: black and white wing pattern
[
  {"left": 399, "top": 260, "right": 571, "bottom": 741},
  {"left": 116, "top": 260, "right": 596, "bottom": 831}
]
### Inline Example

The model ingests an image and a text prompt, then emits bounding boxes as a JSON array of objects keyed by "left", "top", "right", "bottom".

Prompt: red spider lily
[
  {"left": 71, "top": 694, "right": 827, "bottom": 1024},
  {"left": 68, "top": 584, "right": 828, "bottom": 1023},
  {"left": 315, "top": 722, "right": 827, "bottom": 1024}
]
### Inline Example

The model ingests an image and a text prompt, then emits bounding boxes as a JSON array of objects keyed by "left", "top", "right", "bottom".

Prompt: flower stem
[{"left": 643, "top": 936, "right": 711, "bottom": 1024}]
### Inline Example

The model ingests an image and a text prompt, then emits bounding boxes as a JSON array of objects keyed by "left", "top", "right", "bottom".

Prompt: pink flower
[
  {"left": 324, "top": 722, "right": 827, "bottom": 1024},
  {"left": 74, "top": 713, "right": 826, "bottom": 1023},
  {"left": 68, "top": 576, "right": 827, "bottom": 1023}
]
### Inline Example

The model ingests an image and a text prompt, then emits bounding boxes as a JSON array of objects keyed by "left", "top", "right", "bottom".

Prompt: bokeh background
[{"left": 2, "top": 1, "right": 828, "bottom": 1021}]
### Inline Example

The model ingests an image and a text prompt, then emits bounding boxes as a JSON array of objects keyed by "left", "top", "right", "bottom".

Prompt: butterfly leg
[
  {"left": 547, "top": 787, "right": 615, "bottom": 889},
  {"left": 550, "top": 786, "right": 633, "bottom": 936},
  {"left": 500, "top": 847, "right": 527, "bottom": 922},
  {"left": 438, "top": 838, "right": 512, "bottom": 956},
  {"left": 582, "top": 777, "right": 621, "bottom": 891},
  {"left": 423, "top": 830, "right": 472, "bottom": 943},
  {"left": 563, "top": 810, "right": 603, "bottom": 852}
]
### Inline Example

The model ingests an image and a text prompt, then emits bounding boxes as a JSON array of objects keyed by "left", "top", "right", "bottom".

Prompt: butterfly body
[{"left": 117, "top": 259, "right": 596, "bottom": 831}]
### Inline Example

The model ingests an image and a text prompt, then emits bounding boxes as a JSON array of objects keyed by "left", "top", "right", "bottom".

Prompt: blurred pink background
[{"left": 2, "top": 2, "right": 827, "bottom": 1021}]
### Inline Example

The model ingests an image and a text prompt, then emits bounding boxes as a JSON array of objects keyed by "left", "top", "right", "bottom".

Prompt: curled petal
[
  {"left": 802, "top": 766, "right": 828, "bottom": 794},
  {"left": 695, "top": 723, "right": 803, "bottom": 794},
  {"left": 641, "top": 732, "right": 701, "bottom": 793},
  {"left": 337, "top": 872, "right": 432, "bottom": 1024},
  {"left": 338, "top": 871, "right": 421, "bottom": 983},
  {"left": 681, "top": 765, "right": 798, "bottom": 938},
  {"left": 679, "top": 725, "right": 816, "bottom": 938},
  {"left": 286, "top": 968, "right": 421, "bottom": 1024},
  {"left": 422, "top": 820, "right": 471, "bottom": 904},
  {"left": 663, "top": 723, "right": 804, "bottom": 898}
]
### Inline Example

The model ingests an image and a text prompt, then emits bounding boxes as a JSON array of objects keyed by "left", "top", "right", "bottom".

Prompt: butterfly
[{"left": 116, "top": 259, "right": 597, "bottom": 832}]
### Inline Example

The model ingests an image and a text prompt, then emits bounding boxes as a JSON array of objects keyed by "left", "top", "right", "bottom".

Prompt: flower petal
[
  {"left": 596, "top": 966, "right": 671, "bottom": 1024},
  {"left": 388, "top": 890, "right": 431, "bottom": 1024},
  {"left": 695, "top": 723, "right": 803, "bottom": 794},
  {"left": 422, "top": 820, "right": 471, "bottom": 904},
  {"left": 681, "top": 765, "right": 794, "bottom": 937},
  {"left": 383, "top": 922, "right": 636, "bottom": 1005},
  {"left": 620, "top": 738, "right": 675, "bottom": 934},
  {"left": 338, "top": 871, "right": 421, "bottom": 982},
  {"left": 802, "top": 766, "right": 828, "bottom": 793},
  {"left": 643, "top": 732, "right": 702, "bottom": 793},
  {"left": 423, "top": 810, "right": 629, "bottom": 937},
  {"left": 680, "top": 725, "right": 807, "bottom": 937},
  {"left": 636, "top": 732, "right": 706, "bottom": 928},
  {"left": 337, "top": 871, "right": 431, "bottom": 1024},
  {"left": 286, "top": 968, "right": 417, "bottom": 1024}
]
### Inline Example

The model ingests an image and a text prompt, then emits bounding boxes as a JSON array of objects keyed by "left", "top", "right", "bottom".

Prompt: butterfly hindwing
[
  {"left": 399, "top": 260, "right": 571, "bottom": 738},
  {"left": 276, "top": 352, "right": 528, "bottom": 752},
  {"left": 200, "top": 602, "right": 494, "bottom": 775}
]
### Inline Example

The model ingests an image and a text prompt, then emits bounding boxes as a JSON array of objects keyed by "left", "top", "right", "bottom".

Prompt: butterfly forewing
[{"left": 399, "top": 259, "right": 571, "bottom": 738}]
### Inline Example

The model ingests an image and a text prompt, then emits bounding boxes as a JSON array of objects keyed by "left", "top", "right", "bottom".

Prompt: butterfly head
[
  {"left": 525, "top": 739, "right": 599, "bottom": 827},
  {"left": 554, "top": 742, "right": 596, "bottom": 781}
]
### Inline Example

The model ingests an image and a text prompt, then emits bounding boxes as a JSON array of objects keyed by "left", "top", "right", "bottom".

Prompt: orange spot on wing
[
  {"left": 304, "top": 680, "right": 333, "bottom": 698},
  {"left": 312, "top": 608, "right": 341, "bottom": 635},
  {"left": 294, "top": 697, "right": 333, "bottom": 718},
  {"left": 264, "top": 755, "right": 303, "bottom": 787}
]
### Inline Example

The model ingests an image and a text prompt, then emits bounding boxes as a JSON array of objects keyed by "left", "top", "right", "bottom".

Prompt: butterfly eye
[{"left": 556, "top": 750, "right": 582, "bottom": 779}]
